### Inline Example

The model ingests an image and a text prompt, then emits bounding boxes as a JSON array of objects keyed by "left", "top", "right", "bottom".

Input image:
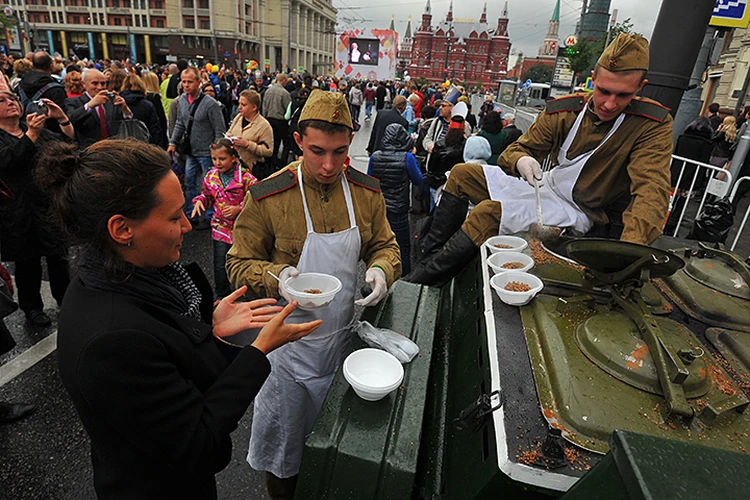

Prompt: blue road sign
[
  {"left": 711, "top": 0, "right": 750, "bottom": 28},
  {"left": 525, "top": 79, "right": 532, "bottom": 89}
]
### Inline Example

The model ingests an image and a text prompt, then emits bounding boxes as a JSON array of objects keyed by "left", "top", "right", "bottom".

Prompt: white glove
[
  {"left": 516, "top": 156, "right": 543, "bottom": 187},
  {"left": 355, "top": 267, "right": 387, "bottom": 307},
  {"left": 278, "top": 266, "right": 300, "bottom": 302}
]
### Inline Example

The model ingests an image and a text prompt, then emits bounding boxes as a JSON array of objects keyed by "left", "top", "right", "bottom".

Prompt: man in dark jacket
[
  {"left": 501, "top": 112, "right": 523, "bottom": 149},
  {"left": 366, "top": 95, "right": 408, "bottom": 155},
  {"left": 19, "top": 51, "right": 67, "bottom": 134},
  {"left": 166, "top": 59, "right": 187, "bottom": 100},
  {"left": 368, "top": 123, "right": 423, "bottom": 275},
  {"left": 375, "top": 81, "right": 387, "bottom": 111}
]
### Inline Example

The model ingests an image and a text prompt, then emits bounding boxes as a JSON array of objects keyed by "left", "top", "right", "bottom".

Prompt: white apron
[
  {"left": 248, "top": 165, "right": 361, "bottom": 478},
  {"left": 482, "top": 107, "right": 625, "bottom": 234}
]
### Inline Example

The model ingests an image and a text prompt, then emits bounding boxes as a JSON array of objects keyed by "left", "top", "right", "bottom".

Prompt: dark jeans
[
  {"left": 350, "top": 104, "right": 361, "bottom": 123},
  {"left": 213, "top": 239, "right": 232, "bottom": 298},
  {"left": 15, "top": 254, "right": 70, "bottom": 313},
  {"left": 184, "top": 155, "right": 213, "bottom": 218},
  {"left": 267, "top": 118, "right": 289, "bottom": 169},
  {"left": 387, "top": 210, "right": 411, "bottom": 276}
]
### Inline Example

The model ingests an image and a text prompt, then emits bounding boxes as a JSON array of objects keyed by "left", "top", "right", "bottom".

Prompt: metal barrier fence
[
  {"left": 666, "top": 155, "right": 734, "bottom": 239},
  {"left": 730, "top": 176, "right": 750, "bottom": 252}
]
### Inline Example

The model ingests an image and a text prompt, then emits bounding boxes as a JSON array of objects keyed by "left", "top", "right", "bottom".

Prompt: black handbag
[
  {"left": 176, "top": 94, "right": 204, "bottom": 156},
  {"left": 113, "top": 118, "right": 151, "bottom": 143}
]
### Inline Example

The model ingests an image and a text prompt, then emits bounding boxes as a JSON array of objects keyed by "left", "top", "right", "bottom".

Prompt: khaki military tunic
[
  {"left": 227, "top": 162, "right": 401, "bottom": 297},
  {"left": 498, "top": 94, "right": 673, "bottom": 245}
]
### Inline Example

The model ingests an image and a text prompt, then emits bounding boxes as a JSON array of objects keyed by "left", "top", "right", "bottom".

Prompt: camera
[
  {"left": 32, "top": 100, "right": 48, "bottom": 116},
  {"left": 105, "top": 91, "right": 116, "bottom": 100}
]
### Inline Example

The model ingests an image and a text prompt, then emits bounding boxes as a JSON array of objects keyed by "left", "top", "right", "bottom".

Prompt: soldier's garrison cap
[
  {"left": 597, "top": 33, "right": 649, "bottom": 72},
  {"left": 299, "top": 90, "right": 353, "bottom": 130}
]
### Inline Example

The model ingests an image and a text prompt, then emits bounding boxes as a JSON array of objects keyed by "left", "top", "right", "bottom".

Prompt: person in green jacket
[{"left": 477, "top": 110, "right": 506, "bottom": 165}]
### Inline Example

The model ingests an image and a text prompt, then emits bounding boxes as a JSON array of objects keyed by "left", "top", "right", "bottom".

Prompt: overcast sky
[{"left": 332, "top": 0, "right": 664, "bottom": 66}]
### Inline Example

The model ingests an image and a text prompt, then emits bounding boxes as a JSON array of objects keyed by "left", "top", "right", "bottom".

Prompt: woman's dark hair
[
  {"left": 684, "top": 116, "right": 713, "bottom": 139},
  {"left": 444, "top": 126, "right": 466, "bottom": 148},
  {"left": 211, "top": 138, "right": 239, "bottom": 157},
  {"left": 443, "top": 116, "right": 466, "bottom": 147},
  {"left": 35, "top": 139, "right": 171, "bottom": 274},
  {"left": 421, "top": 104, "right": 436, "bottom": 120},
  {"left": 482, "top": 111, "right": 503, "bottom": 134}
]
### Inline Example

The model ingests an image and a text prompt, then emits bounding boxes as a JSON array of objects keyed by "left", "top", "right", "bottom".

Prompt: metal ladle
[{"left": 529, "top": 176, "right": 562, "bottom": 243}]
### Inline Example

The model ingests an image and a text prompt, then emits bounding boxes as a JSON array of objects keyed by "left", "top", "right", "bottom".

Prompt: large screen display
[{"left": 348, "top": 38, "right": 379, "bottom": 66}]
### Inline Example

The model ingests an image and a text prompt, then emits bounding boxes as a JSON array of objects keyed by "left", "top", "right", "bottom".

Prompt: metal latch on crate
[{"left": 453, "top": 390, "right": 504, "bottom": 431}]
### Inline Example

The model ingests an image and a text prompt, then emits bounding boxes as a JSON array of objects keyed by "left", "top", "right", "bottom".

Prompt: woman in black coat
[
  {"left": 120, "top": 74, "right": 166, "bottom": 149},
  {"left": 39, "top": 139, "right": 321, "bottom": 500},
  {"left": 0, "top": 92, "right": 74, "bottom": 326}
]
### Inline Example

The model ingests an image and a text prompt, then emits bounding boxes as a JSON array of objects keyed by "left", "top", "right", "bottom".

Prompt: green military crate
[
  {"left": 296, "top": 280, "right": 441, "bottom": 499},
  {"left": 563, "top": 430, "right": 750, "bottom": 500}
]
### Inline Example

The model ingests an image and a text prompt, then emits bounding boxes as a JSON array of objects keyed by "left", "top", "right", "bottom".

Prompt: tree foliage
[
  {"left": 414, "top": 76, "right": 429, "bottom": 87},
  {"left": 566, "top": 19, "right": 640, "bottom": 78},
  {"left": 0, "top": 13, "right": 16, "bottom": 30},
  {"left": 521, "top": 64, "right": 554, "bottom": 84}
]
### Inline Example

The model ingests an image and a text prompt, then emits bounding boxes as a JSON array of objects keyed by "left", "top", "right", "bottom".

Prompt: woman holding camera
[
  {"left": 40, "top": 139, "right": 322, "bottom": 499},
  {"left": 0, "top": 89, "right": 74, "bottom": 326}
]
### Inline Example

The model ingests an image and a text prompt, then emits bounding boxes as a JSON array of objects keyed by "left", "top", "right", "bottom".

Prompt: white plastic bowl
[
  {"left": 343, "top": 348, "right": 405, "bottom": 401},
  {"left": 284, "top": 273, "right": 342, "bottom": 310},
  {"left": 490, "top": 271, "right": 544, "bottom": 306},
  {"left": 487, "top": 251, "right": 534, "bottom": 274},
  {"left": 485, "top": 235, "right": 528, "bottom": 254}
]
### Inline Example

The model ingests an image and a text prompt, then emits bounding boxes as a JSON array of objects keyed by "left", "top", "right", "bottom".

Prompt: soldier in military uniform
[
  {"left": 406, "top": 34, "right": 674, "bottom": 287},
  {"left": 226, "top": 90, "right": 400, "bottom": 499}
]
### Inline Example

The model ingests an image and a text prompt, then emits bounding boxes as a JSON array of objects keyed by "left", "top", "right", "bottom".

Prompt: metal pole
[
  {"left": 729, "top": 129, "right": 750, "bottom": 190},
  {"left": 604, "top": 8, "right": 617, "bottom": 48},
  {"left": 640, "top": 0, "right": 717, "bottom": 116},
  {"left": 672, "top": 27, "right": 717, "bottom": 142},
  {"left": 288, "top": 0, "right": 292, "bottom": 72}
]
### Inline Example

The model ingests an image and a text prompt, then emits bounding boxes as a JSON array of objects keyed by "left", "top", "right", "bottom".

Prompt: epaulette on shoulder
[
  {"left": 624, "top": 98, "right": 671, "bottom": 123},
  {"left": 248, "top": 169, "right": 297, "bottom": 201},
  {"left": 345, "top": 167, "right": 381, "bottom": 193},
  {"left": 545, "top": 95, "right": 586, "bottom": 114}
]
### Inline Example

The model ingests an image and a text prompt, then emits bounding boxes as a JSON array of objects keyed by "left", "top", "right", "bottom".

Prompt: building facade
[
  {"left": 702, "top": 27, "right": 750, "bottom": 115},
  {"left": 505, "top": 0, "right": 558, "bottom": 80},
  {"left": 581, "top": 0, "right": 611, "bottom": 41},
  {"left": 3, "top": 0, "right": 336, "bottom": 72},
  {"left": 402, "top": 0, "right": 511, "bottom": 86}
]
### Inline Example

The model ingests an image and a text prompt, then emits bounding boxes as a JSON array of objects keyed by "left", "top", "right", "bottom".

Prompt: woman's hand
[
  {"left": 42, "top": 98, "right": 65, "bottom": 121},
  {"left": 251, "top": 301, "right": 323, "bottom": 354},
  {"left": 232, "top": 137, "right": 252, "bottom": 149},
  {"left": 212, "top": 286, "right": 284, "bottom": 338},
  {"left": 25, "top": 112, "right": 46, "bottom": 142}
]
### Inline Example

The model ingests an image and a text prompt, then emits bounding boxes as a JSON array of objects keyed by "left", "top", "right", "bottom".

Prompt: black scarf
[{"left": 77, "top": 250, "right": 203, "bottom": 322}]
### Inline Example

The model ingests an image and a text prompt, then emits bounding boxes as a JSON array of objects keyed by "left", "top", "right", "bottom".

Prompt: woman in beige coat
[{"left": 227, "top": 90, "right": 274, "bottom": 178}]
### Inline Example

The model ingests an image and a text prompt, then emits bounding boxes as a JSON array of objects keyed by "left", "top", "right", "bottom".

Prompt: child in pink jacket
[{"left": 192, "top": 139, "right": 257, "bottom": 297}]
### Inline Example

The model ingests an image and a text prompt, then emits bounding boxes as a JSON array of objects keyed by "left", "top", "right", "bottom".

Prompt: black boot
[
  {"left": 415, "top": 191, "right": 469, "bottom": 262},
  {"left": 404, "top": 229, "right": 479, "bottom": 287}
]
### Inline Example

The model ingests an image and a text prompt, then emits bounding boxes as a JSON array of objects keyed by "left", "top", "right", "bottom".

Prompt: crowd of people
[{"left": 2, "top": 32, "right": 742, "bottom": 499}]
